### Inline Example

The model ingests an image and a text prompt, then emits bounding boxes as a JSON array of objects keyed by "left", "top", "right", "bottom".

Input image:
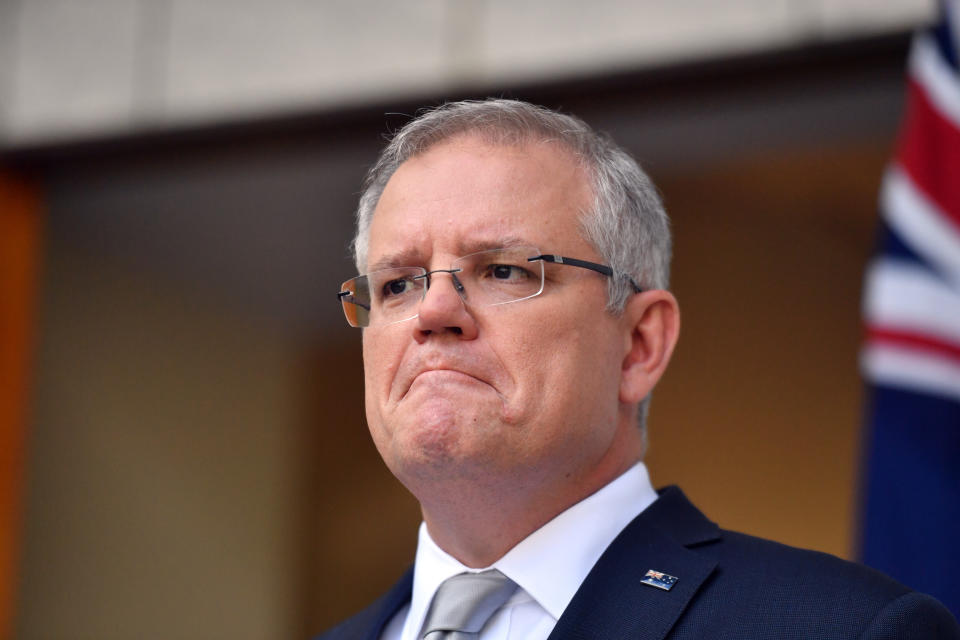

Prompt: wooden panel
[
  {"left": 646, "top": 142, "right": 889, "bottom": 559},
  {"left": 303, "top": 339, "right": 421, "bottom": 634},
  {"left": 0, "top": 170, "right": 41, "bottom": 638}
]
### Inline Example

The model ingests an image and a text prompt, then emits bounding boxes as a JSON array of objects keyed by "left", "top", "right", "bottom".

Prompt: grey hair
[{"left": 353, "top": 98, "right": 671, "bottom": 431}]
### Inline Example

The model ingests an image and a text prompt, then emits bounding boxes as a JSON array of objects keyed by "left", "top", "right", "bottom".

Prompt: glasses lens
[
  {"left": 339, "top": 248, "right": 545, "bottom": 327},
  {"left": 453, "top": 246, "right": 544, "bottom": 306},
  {"left": 339, "top": 277, "right": 369, "bottom": 328},
  {"left": 340, "top": 267, "right": 425, "bottom": 327}
]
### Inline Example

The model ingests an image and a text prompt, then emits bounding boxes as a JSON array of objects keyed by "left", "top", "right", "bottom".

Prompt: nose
[{"left": 414, "top": 271, "right": 478, "bottom": 340}]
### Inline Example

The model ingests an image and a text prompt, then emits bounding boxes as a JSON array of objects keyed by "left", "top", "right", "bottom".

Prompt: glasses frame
[
  {"left": 529, "top": 254, "right": 642, "bottom": 294},
  {"left": 337, "top": 248, "right": 642, "bottom": 328}
]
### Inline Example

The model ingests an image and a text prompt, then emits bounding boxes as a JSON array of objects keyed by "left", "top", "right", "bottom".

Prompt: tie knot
[{"left": 421, "top": 569, "right": 517, "bottom": 639}]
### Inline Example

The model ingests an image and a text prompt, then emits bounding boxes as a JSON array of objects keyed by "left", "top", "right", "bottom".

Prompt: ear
[{"left": 619, "top": 289, "right": 680, "bottom": 404}]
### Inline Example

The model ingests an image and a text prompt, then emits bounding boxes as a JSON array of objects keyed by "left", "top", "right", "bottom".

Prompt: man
[{"left": 322, "top": 99, "right": 959, "bottom": 639}]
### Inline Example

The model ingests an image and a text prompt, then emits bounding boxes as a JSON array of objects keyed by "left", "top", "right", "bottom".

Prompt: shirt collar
[{"left": 402, "top": 462, "right": 657, "bottom": 636}]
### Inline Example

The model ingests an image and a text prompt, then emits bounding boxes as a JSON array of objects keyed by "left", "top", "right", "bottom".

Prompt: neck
[{"left": 417, "top": 437, "right": 642, "bottom": 568}]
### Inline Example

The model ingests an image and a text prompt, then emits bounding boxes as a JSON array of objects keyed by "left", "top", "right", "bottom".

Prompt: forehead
[{"left": 367, "top": 136, "right": 593, "bottom": 267}]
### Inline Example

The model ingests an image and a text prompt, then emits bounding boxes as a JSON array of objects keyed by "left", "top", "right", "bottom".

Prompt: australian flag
[
  {"left": 641, "top": 570, "right": 678, "bottom": 592},
  {"left": 859, "top": 0, "right": 960, "bottom": 618}
]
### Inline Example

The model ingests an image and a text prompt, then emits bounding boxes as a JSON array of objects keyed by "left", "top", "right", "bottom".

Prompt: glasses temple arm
[
  {"left": 529, "top": 255, "right": 643, "bottom": 293},
  {"left": 338, "top": 291, "right": 371, "bottom": 311}
]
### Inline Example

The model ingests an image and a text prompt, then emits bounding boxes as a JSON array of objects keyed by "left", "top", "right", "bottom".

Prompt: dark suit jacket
[{"left": 317, "top": 486, "right": 960, "bottom": 639}]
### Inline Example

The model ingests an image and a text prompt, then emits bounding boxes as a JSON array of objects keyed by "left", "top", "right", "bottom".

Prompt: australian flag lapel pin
[{"left": 641, "top": 569, "right": 679, "bottom": 591}]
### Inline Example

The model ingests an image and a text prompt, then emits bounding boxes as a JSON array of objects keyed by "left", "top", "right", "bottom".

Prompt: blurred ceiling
[{"left": 0, "top": 0, "right": 934, "bottom": 147}]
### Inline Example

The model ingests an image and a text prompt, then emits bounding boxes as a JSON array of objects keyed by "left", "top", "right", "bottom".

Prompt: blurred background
[{"left": 0, "top": 0, "right": 952, "bottom": 638}]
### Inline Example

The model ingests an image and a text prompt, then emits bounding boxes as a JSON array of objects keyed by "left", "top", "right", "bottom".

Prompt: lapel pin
[{"left": 641, "top": 569, "right": 678, "bottom": 591}]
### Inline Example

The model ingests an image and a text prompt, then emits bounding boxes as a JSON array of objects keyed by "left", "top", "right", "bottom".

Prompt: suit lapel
[{"left": 547, "top": 487, "right": 720, "bottom": 640}]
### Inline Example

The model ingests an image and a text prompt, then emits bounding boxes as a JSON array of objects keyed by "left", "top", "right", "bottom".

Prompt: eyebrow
[
  {"left": 367, "top": 250, "right": 424, "bottom": 273},
  {"left": 366, "top": 235, "right": 534, "bottom": 272},
  {"left": 458, "top": 235, "right": 530, "bottom": 255}
]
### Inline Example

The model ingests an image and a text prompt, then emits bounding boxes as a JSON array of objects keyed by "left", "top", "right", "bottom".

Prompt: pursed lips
[
  {"left": 397, "top": 358, "right": 494, "bottom": 400},
  {"left": 403, "top": 369, "right": 487, "bottom": 398}
]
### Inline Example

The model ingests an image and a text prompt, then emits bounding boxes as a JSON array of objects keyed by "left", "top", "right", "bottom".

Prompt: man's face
[{"left": 362, "top": 135, "right": 639, "bottom": 498}]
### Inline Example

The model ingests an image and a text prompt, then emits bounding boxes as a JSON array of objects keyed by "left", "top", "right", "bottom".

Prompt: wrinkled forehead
[
  {"left": 356, "top": 132, "right": 594, "bottom": 270},
  {"left": 368, "top": 235, "right": 537, "bottom": 273},
  {"left": 364, "top": 137, "right": 594, "bottom": 268}
]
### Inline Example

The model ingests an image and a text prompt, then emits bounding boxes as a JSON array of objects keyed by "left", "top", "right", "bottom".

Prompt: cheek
[
  {"left": 496, "top": 317, "right": 587, "bottom": 418},
  {"left": 361, "top": 331, "right": 398, "bottom": 426},
  {"left": 514, "top": 314, "right": 621, "bottom": 410},
  {"left": 360, "top": 333, "right": 376, "bottom": 395}
]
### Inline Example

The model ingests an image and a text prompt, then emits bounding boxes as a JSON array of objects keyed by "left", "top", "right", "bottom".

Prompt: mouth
[
  {"left": 397, "top": 358, "right": 503, "bottom": 403},
  {"left": 405, "top": 368, "right": 487, "bottom": 395},
  {"left": 394, "top": 348, "right": 504, "bottom": 403}
]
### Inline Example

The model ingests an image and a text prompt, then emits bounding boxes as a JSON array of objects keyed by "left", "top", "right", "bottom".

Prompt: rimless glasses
[{"left": 337, "top": 245, "right": 642, "bottom": 328}]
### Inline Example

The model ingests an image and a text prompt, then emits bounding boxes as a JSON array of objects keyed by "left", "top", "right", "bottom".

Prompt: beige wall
[
  {"left": 648, "top": 143, "right": 886, "bottom": 556},
  {"left": 17, "top": 246, "right": 307, "bottom": 639}
]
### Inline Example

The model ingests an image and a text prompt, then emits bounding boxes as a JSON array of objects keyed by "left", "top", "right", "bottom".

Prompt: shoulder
[
  {"left": 717, "top": 527, "right": 905, "bottom": 595},
  {"left": 634, "top": 487, "right": 959, "bottom": 638},
  {"left": 691, "top": 527, "right": 959, "bottom": 638},
  {"left": 862, "top": 591, "right": 960, "bottom": 639}
]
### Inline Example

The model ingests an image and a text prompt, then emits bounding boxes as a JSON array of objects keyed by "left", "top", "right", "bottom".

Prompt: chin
[{"left": 385, "top": 421, "right": 509, "bottom": 481}]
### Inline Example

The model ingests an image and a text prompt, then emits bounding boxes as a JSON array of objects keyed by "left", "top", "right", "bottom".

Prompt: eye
[
  {"left": 487, "top": 264, "right": 531, "bottom": 281},
  {"left": 382, "top": 277, "right": 415, "bottom": 298}
]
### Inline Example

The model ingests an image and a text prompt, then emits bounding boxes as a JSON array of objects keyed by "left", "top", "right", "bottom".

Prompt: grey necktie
[{"left": 421, "top": 569, "right": 518, "bottom": 639}]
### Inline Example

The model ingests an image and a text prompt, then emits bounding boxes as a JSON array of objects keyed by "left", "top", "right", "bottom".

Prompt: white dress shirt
[{"left": 380, "top": 462, "right": 658, "bottom": 640}]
